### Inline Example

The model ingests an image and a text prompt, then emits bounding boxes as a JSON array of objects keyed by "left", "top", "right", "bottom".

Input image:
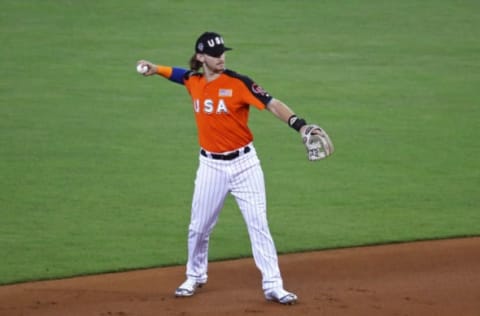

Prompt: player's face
[{"left": 202, "top": 53, "right": 226, "bottom": 73}]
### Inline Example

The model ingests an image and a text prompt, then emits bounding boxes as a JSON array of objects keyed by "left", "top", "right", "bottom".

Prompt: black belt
[{"left": 200, "top": 146, "right": 251, "bottom": 161}]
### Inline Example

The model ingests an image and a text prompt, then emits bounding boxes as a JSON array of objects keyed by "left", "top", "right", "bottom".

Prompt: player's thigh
[
  {"left": 231, "top": 162, "right": 267, "bottom": 220},
  {"left": 190, "top": 160, "right": 230, "bottom": 230}
]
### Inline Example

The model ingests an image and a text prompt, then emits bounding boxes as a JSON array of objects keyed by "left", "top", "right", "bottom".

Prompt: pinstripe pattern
[{"left": 185, "top": 145, "right": 283, "bottom": 291}]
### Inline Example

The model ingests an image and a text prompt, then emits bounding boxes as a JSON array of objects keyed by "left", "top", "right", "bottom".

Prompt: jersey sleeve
[
  {"left": 244, "top": 79, "right": 273, "bottom": 110},
  {"left": 157, "top": 66, "right": 188, "bottom": 85}
]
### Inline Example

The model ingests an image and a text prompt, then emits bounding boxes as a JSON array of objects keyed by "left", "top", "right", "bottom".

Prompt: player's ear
[{"left": 196, "top": 53, "right": 205, "bottom": 63}]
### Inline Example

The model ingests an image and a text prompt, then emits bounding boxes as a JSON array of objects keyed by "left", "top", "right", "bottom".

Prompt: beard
[{"left": 204, "top": 60, "right": 225, "bottom": 74}]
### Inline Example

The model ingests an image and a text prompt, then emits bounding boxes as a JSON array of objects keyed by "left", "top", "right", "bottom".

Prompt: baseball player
[{"left": 137, "top": 32, "right": 333, "bottom": 305}]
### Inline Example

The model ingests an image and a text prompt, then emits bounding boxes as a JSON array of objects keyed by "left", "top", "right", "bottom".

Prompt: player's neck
[{"left": 203, "top": 67, "right": 224, "bottom": 82}]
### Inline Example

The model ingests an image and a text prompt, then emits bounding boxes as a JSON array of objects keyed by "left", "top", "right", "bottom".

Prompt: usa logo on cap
[{"left": 195, "top": 31, "right": 232, "bottom": 57}]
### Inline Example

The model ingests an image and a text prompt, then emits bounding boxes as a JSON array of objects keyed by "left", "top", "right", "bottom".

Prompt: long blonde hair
[{"left": 189, "top": 54, "right": 202, "bottom": 71}]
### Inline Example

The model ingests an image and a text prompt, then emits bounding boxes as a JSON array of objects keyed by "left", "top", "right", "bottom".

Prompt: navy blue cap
[{"left": 195, "top": 32, "right": 232, "bottom": 57}]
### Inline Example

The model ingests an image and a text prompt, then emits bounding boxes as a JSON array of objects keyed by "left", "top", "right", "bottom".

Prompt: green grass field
[{"left": 1, "top": 0, "right": 479, "bottom": 285}]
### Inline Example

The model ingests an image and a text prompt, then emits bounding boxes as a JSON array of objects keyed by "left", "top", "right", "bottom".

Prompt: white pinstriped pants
[{"left": 185, "top": 144, "right": 284, "bottom": 291}]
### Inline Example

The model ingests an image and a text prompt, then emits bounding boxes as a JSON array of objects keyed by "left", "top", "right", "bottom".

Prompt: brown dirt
[{"left": 1, "top": 237, "right": 479, "bottom": 316}]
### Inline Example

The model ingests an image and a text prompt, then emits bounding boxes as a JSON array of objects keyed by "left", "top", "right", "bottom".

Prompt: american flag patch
[{"left": 219, "top": 89, "right": 233, "bottom": 97}]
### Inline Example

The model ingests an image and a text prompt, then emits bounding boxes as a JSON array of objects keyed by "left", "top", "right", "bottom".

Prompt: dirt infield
[{"left": 1, "top": 237, "right": 479, "bottom": 316}]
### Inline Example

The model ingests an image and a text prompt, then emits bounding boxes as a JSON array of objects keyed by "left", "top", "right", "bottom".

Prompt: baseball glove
[{"left": 301, "top": 124, "right": 334, "bottom": 161}]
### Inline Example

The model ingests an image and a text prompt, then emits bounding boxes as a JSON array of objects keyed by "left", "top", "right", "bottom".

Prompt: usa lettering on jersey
[{"left": 194, "top": 98, "right": 229, "bottom": 114}]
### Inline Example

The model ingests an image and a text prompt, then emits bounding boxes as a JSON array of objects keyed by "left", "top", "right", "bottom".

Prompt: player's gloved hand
[{"left": 301, "top": 124, "right": 334, "bottom": 161}]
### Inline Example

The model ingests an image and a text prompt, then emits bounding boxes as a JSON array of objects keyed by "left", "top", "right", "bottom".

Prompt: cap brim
[{"left": 206, "top": 47, "right": 232, "bottom": 57}]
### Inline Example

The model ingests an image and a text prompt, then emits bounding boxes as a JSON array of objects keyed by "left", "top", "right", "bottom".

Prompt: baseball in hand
[{"left": 136, "top": 64, "right": 149, "bottom": 74}]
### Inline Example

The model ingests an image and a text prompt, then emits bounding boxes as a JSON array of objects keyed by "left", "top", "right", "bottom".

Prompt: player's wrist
[{"left": 288, "top": 115, "right": 307, "bottom": 132}]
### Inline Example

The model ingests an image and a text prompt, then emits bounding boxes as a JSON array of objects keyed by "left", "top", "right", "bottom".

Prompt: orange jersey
[{"left": 183, "top": 70, "right": 272, "bottom": 152}]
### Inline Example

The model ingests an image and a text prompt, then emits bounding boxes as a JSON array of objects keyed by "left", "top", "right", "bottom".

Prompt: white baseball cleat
[
  {"left": 265, "top": 288, "right": 298, "bottom": 305},
  {"left": 174, "top": 279, "right": 207, "bottom": 297}
]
